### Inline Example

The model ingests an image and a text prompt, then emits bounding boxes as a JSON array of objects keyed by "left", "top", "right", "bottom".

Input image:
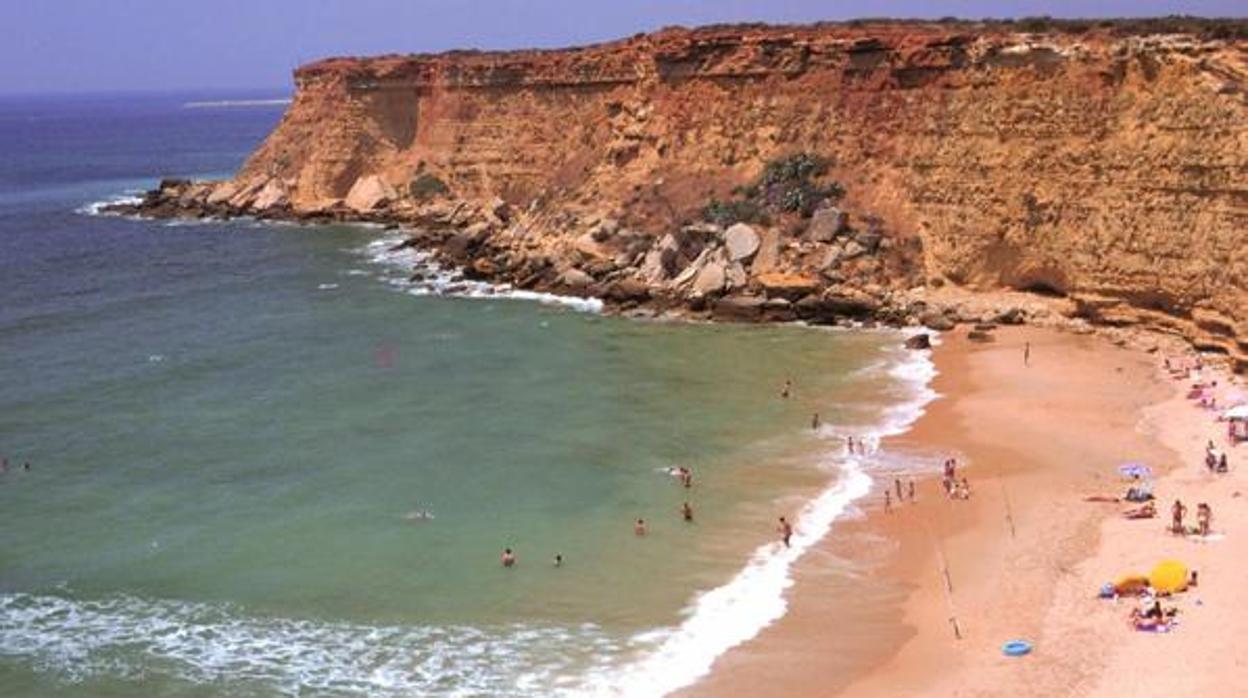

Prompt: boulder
[
  {"left": 724, "top": 223, "right": 760, "bottom": 262},
  {"left": 725, "top": 262, "right": 748, "bottom": 290},
  {"left": 603, "top": 278, "right": 651, "bottom": 303},
  {"left": 488, "top": 197, "right": 511, "bottom": 224},
  {"left": 673, "top": 248, "right": 713, "bottom": 287},
  {"left": 807, "top": 207, "right": 847, "bottom": 242},
  {"left": 441, "top": 233, "right": 476, "bottom": 263},
  {"left": 994, "top": 307, "right": 1027, "bottom": 325},
  {"left": 206, "top": 182, "right": 239, "bottom": 206},
  {"left": 756, "top": 272, "right": 819, "bottom": 301},
  {"left": 251, "top": 179, "right": 288, "bottom": 210},
  {"left": 821, "top": 289, "right": 882, "bottom": 317},
  {"left": 559, "top": 268, "right": 594, "bottom": 291},
  {"left": 691, "top": 258, "right": 727, "bottom": 296},
  {"left": 854, "top": 232, "right": 883, "bottom": 253},
  {"left": 344, "top": 175, "right": 396, "bottom": 212},
  {"left": 967, "top": 329, "right": 995, "bottom": 343},
  {"left": 920, "top": 310, "right": 956, "bottom": 331},
  {"left": 905, "top": 333, "right": 933, "bottom": 350},
  {"left": 761, "top": 298, "right": 797, "bottom": 322},
  {"left": 751, "top": 228, "right": 781, "bottom": 273},
  {"left": 640, "top": 234, "right": 681, "bottom": 283},
  {"left": 465, "top": 257, "right": 499, "bottom": 279},
  {"left": 712, "top": 295, "right": 766, "bottom": 321}
]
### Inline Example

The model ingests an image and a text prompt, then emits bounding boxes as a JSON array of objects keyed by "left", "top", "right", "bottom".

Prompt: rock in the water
[
  {"left": 994, "top": 307, "right": 1026, "bottom": 325},
  {"left": 724, "top": 223, "right": 760, "bottom": 262},
  {"left": 920, "top": 310, "right": 956, "bottom": 331},
  {"left": 807, "top": 207, "right": 847, "bottom": 242},
  {"left": 905, "top": 333, "right": 933, "bottom": 350},
  {"left": 821, "top": 289, "right": 881, "bottom": 317},
  {"left": 967, "top": 329, "right": 995, "bottom": 342}
]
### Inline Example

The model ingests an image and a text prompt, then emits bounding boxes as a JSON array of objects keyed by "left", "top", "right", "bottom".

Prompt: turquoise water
[{"left": 0, "top": 94, "right": 930, "bottom": 696}]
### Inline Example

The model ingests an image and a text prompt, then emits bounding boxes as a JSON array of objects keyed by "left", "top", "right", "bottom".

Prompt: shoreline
[{"left": 683, "top": 324, "right": 1240, "bottom": 697}]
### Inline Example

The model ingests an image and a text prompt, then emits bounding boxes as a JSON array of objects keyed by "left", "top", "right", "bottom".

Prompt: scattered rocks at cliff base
[
  {"left": 905, "top": 333, "right": 933, "bottom": 350},
  {"left": 756, "top": 272, "right": 819, "bottom": 301},
  {"left": 920, "top": 309, "right": 957, "bottom": 331},
  {"left": 713, "top": 294, "right": 766, "bottom": 321}
]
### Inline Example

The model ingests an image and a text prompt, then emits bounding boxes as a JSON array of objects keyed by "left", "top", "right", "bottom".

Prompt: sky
[{"left": 2, "top": 0, "right": 1244, "bottom": 94}]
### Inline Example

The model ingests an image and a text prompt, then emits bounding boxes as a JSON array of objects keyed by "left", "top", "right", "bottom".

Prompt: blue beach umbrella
[{"left": 1117, "top": 462, "right": 1152, "bottom": 479}]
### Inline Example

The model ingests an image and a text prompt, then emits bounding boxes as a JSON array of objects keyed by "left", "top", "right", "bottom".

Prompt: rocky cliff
[{"left": 119, "top": 20, "right": 1248, "bottom": 370}]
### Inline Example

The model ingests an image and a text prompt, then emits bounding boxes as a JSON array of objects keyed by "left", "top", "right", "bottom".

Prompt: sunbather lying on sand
[
  {"left": 1130, "top": 600, "right": 1178, "bottom": 632},
  {"left": 1123, "top": 501, "right": 1156, "bottom": 519}
]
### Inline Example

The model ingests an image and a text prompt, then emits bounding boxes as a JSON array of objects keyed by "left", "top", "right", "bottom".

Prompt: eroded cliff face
[{"left": 130, "top": 22, "right": 1248, "bottom": 369}]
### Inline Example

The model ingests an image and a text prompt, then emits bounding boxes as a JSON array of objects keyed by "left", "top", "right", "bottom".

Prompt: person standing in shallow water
[
  {"left": 778, "top": 516, "right": 793, "bottom": 547},
  {"left": 811, "top": 413, "right": 820, "bottom": 430},
  {"left": 908, "top": 479, "right": 916, "bottom": 502},
  {"left": 1024, "top": 341, "right": 1031, "bottom": 367},
  {"left": 681, "top": 501, "right": 694, "bottom": 522},
  {"left": 553, "top": 553, "right": 563, "bottom": 567},
  {"left": 780, "top": 379, "right": 792, "bottom": 399},
  {"left": 501, "top": 548, "right": 516, "bottom": 568},
  {"left": 634, "top": 518, "right": 647, "bottom": 536}
]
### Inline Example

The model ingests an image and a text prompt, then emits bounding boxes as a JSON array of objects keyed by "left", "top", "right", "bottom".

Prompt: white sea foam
[
  {"left": 581, "top": 339, "right": 939, "bottom": 697},
  {"left": 76, "top": 193, "right": 143, "bottom": 216},
  {"left": 0, "top": 592, "right": 619, "bottom": 696},
  {"left": 358, "top": 232, "right": 603, "bottom": 313}
]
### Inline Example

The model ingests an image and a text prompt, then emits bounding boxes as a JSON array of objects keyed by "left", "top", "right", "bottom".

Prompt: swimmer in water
[
  {"left": 554, "top": 553, "right": 563, "bottom": 567},
  {"left": 681, "top": 501, "right": 694, "bottom": 522},
  {"left": 811, "top": 413, "right": 821, "bottom": 430},
  {"left": 501, "top": 548, "right": 516, "bottom": 567},
  {"left": 780, "top": 379, "right": 792, "bottom": 399},
  {"left": 635, "top": 518, "right": 648, "bottom": 536}
]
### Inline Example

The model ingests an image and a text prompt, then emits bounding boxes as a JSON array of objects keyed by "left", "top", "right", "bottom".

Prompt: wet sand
[{"left": 684, "top": 325, "right": 1238, "bottom": 697}]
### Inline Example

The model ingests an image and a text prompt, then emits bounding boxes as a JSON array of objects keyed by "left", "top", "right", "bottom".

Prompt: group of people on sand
[
  {"left": 940, "top": 458, "right": 970, "bottom": 500},
  {"left": 1205, "top": 441, "right": 1230, "bottom": 474},
  {"left": 1170, "top": 499, "right": 1214, "bottom": 537}
]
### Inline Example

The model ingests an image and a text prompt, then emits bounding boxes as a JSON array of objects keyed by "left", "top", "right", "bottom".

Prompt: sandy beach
[{"left": 686, "top": 325, "right": 1247, "bottom": 697}]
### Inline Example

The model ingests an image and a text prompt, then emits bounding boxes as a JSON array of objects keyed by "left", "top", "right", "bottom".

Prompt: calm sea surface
[{"left": 0, "top": 92, "right": 932, "bottom": 696}]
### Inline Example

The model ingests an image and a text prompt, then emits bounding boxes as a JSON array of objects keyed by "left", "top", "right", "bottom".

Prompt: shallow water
[{"left": 0, "top": 92, "right": 933, "bottom": 696}]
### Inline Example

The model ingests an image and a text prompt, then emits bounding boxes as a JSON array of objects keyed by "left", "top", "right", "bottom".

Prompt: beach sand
[{"left": 684, "top": 326, "right": 1247, "bottom": 697}]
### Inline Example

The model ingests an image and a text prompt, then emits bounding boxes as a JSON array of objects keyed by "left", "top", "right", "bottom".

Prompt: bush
[
  {"left": 409, "top": 173, "right": 449, "bottom": 200},
  {"left": 703, "top": 153, "right": 845, "bottom": 225}
]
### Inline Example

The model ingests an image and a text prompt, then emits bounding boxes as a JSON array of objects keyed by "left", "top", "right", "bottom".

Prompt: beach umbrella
[
  {"left": 1117, "top": 462, "right": 1152, "bottom": 479},
  {"left": 1148, "top": 559, "right": 1189, "bottom": 594},
  {"left": 1224, "top": 405, "right": 1248, "bottom": 421}
]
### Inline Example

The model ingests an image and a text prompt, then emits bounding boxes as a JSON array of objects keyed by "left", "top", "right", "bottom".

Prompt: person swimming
[
  {"left": 501, "top": 548, "right": 516, "bottom": 567},
  {"left": 554, "top": 553, "right": 563, "bottom": 567},
  {"left": 635, "top": 518, "right": 648, "bottom": 536},
  {"left": 780, "top": 379, "right": 792, "bottom": 399},
  {"left": 681, "top": 501, "right": 694, "bottom": 522}
]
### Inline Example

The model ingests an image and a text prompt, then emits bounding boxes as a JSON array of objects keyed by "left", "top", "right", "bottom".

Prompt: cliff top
[{"left": 296, "top": 16, "right": 1248, "bottom": 78}]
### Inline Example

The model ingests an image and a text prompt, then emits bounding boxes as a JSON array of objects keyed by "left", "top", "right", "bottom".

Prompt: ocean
[{"left": 0, "top": 91, "right": 935, "bottom": 696}]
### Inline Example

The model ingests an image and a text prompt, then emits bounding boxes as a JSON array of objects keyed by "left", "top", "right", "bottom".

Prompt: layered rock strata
[{"left": 112, "top": 20, "right": 1248, "bottom": 370}]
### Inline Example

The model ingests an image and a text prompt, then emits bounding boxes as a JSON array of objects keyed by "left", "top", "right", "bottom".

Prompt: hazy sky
[{"left": 3, "top": 1, "right": 1244, "bottom": 94}]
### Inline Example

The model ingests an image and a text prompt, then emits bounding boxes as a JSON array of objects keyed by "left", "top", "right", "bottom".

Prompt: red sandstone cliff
[{"left": 132, "top": 20, "right": 1248, "bottom": 369}]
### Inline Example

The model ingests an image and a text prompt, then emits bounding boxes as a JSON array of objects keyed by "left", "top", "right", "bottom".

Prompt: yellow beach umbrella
[{"left": 1149, "top": 560, "right": 1189, "bottom": 594}]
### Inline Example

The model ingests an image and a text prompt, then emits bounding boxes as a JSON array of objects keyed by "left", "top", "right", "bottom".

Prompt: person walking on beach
[
  {"left": 1197, "top": 503, "right": 1212, "bottom": 537},
  {"left": 894, "top": 478, "right": 903, "bottom": 501},
  {"left": 1171, "top": 500, "right": 1187, "bottom": 535},
  {"left": 884, "top": 490, "right": 892, "bottom": 513},
  {"left": 778, "top": 516, "right": 793, "bottom": 548},
  {"left": 811, "top": 413, "right": 820, "bottom": 431},
  {"left": 908, "top": 479, "right": 916, "bottom": 502},
  {"left": 1024, "top": 341, "right": 1031, "bottom": 367},
  {"left": 634, "top": 518, "right": 648, "bottom": 536},
  {"left": 681, "top": 501, "right": 694, "bottom": 522},
  {"left": 501, "top": 548, "right": 516, "bottom": 568}
]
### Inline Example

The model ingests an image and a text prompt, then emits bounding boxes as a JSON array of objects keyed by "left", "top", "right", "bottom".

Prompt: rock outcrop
[{"left": 111, "top": 19, "right": 1248, "bottom": 371}]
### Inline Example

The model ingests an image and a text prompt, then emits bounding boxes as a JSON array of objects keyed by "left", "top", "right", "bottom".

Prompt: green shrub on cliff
[
  {"left": 702, "top": 153, "right": 844, "bottom": 225},
  {"left": 409, "top": 173, "right": 449, "bottom": 200}
]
